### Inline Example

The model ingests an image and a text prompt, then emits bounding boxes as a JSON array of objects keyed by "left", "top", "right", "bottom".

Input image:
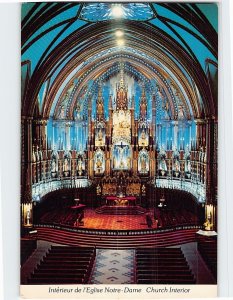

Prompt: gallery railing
[
  {"left": 32, "top": 178, "right": 91, "bottom": 200},
  {"left": 32, "top": 176, "right": 206, "bottom": 203},
  {"left": 155, "top": 178, "right": 206, "bottom": 203}
]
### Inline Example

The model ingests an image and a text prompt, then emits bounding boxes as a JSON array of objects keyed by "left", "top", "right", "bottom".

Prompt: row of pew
[
  {"left": 39, "top": 208, "right": 78, "bottom": 226},
  {"left": 135, "top": 247, "right": 196, "bottom": 284},
  {"left": 21, "top": 239, "right": 37, "bottom": 266},
  {"left": 27, "top": 246, "right": 96, "bottom": 284},
  {"left": 156, "top": 209, "right": 199, "bottom": 227},
  {"left": 198, "top": 238, "right": 217, "bottom": 281}
]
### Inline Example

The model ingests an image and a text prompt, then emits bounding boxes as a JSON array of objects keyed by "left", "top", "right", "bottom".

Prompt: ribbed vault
[{"left": 22, "top": 19, "right": 217, "bottom": 119}]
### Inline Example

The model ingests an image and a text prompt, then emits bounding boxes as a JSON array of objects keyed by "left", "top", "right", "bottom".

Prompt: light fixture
[
  {"left": 117, "top": 39, "right": 125, "bottom": 47},
  {"left": 115, "top": 30, "right": 124, "bottom": 38},
  {"left": 111, "top": 5, "right": 124, "bottom": 18}
]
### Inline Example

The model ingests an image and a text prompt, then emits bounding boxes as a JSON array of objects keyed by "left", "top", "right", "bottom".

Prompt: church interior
[{"left": 21, "top": 2, "right": 218, "bottom": 285}]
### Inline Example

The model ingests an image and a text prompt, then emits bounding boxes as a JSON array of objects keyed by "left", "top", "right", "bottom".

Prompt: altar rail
[{"left": 34, "top": 223, "right": 203, "bottom": 236}]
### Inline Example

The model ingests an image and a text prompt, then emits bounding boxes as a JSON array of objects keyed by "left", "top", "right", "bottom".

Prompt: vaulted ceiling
[{"left": 21, "top": 3, "right": 218, "bottom": 120}]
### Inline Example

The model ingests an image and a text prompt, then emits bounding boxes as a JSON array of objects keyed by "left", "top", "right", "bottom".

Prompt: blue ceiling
[
  {"left": 22, "top": 2, "right": 218, "bottom": 74},
  {"left": 21, "top": 2, "right": 218, "bottom": 119}
]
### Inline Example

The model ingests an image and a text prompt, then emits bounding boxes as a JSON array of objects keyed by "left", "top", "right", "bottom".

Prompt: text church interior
[{"left": 21, "top": 2, "right": 218, "bottom": 286}]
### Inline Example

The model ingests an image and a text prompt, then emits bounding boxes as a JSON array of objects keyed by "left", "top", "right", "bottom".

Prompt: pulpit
[{"left": 71, "top": 204, "right": 86, "bottom": 226}]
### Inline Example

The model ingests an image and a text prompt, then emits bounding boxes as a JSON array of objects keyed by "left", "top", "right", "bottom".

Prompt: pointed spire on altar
[
  {"left": 96, "top": 83, "right": 104, "bottom": 121},
  {"left": 139, "top": 84, "right": 147, "bottom": 119},
  {"left": 119, "top": 62, "right": 126, "bottom": 89},
  {"left": 97, "top": 82, "right": 103, "bottom": 99},
  {"left": 131, "top": 94, "right": 135, "bottom": 110},
  {"left": 141, "top": 84, "right": 146, "bottom": 99}
]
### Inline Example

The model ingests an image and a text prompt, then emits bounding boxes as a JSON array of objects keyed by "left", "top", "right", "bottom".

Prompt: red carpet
[{"left": 83, "top": 208, "right": 154, "bottom": 230}]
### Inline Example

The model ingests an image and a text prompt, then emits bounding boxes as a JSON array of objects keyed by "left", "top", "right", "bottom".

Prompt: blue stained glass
[{"left": 80, "top": 3, "right": 154, "bottom": 22}]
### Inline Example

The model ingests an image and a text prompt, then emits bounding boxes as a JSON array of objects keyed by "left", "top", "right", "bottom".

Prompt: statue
[
  {"left": 139, "top": 129, "right": 147, "bottom": 146},
  {"left": 186, "top": 160, "right": 191, "bottom": 172},
  {"left": 96, "top": 184, "right": 101, "bottom": 196},
  {"left": 117, "top": 145, "right": 125, "bottom": 168},
  {"left": 96, "top": 158, "right": 102, "bottom": 171},
  {"left": 77, "top": 159, "right": 83, "bottom": 176},
  {"left": 140, "top": 155, "right": 147, "bottom": 172},
  {"left": 141, "top": 184, "right": 146, "bottom": 196},
  {"left": 141, "top": 103, "right": 146, "bottom": 117},
  {"left": 119, "top": 158, "right": 125, "bottom": 169},
  {"left": 51, "top": 159, "right": 56, "bottom": 172},
  {"left": 127, "top": 157, "right": 131, "bottom": 169},
  {"left": 75, "top": 104, "right": 82, "bottom": 120},
  {"left": 63, "top": 158, "right": 69, "bottom": 171},
  {"left": 119, "top": 120, "right": 130, "bottom": 129},
  {"left": 173, "top": 159, "right": 180, "bottom": 177},
  {"left": 97, "top": 102, "right": 104, "bottom": 116},
  {"left": 203, "top": 219, "right": 213, "bottom": 231},
  {"left": 141, "top": 129, "right": 146, "bottom": 139},
  {"left": 178, "top": 105, "right": 185, "bottom": 120},
  {"left": 160, "top": 159, "right": 167, "bottom": 171},
  {"left": 95, "top": 152, "right": 104, "bottom": 174},
  {"left": 26, "top": 209, "right": 30, "bottom": 225},
  {"left": 174, "top": 160, "right": 180, "bottom": 171},
  {"left": 97, "top": 128, "right": 103, "bottom": 141},
  {"left": 58, "top": 105, "right": 65, "bottom": 119}
]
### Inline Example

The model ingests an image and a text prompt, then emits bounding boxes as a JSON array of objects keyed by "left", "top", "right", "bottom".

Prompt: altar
[{"left": 105, "top": 196, "right": 136, "bottom": 206}]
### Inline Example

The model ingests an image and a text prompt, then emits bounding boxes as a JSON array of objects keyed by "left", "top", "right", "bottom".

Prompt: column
[
  {"left": 21, "top": 117, "right": 33, "bottom": 205},
  {"left": 205, "top": 117, "right": 217, "bottom": 230},
  {"left": 40, "top": 119, "right": 48, "bottom": 150},
  {"left": 195, "top": 119, "right": 204, "bottom": 149},
  {"left": 152, "top": 94, "right": 156, "bottom": 142}
]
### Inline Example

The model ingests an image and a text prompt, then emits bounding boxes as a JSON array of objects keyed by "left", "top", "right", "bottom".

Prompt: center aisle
[{"left": 90, "top": 249, "right": 135, "bottom": 284}]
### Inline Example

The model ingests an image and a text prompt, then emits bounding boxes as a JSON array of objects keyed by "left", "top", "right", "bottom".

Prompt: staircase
[{"left": 34, "top": 227, "right": 198, "bottom": 249}]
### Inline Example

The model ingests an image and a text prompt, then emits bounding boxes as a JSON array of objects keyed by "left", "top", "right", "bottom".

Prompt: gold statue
[
  {"left": 139, "top": 129, "right": 148, "bottom": 146},
  {"left": 97, "top": 128, "right": 103, "bottom": 141},
  {"left": 203, "top": 219, "right": 213, "bottom": 231},
  {"left": 96, "top": 184, "right": 101, "bottom": 195},
  {"left": 141, "top": 184, "right": 146, "bottom": 196}
]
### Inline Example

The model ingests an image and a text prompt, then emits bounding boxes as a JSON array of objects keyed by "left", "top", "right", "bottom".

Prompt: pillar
[
  {"left": 21, "top": 117, "right": 33, "bottom": 229},
  {"left": 205, "top": 117, "right": 217, "bottom": 231}
]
